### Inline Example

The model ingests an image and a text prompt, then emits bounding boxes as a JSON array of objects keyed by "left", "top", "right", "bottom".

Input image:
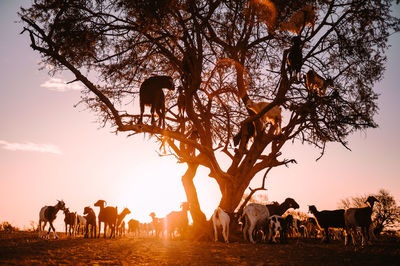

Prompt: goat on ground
[
  {"left": 344, "top": 196, "right": 379, "bottom": 247},
  {"left": 241, "top": 203, "right": 271, "bottom": 243},
  {"left": 76, "top": 215, "right": 87, "bottom": 235},
  {"left": 94, "top": 200, "right": 118, "bottom": 238},
  {"left": 267, "top": 215, "right": 290, "bottom": 243},
  {"left": 128, "top": 219, "right": 140, "bottom": 237},
  {"left": 83, "top": 206, "right": 97, "bottom": 238},
  {"left": 116, "top": 207, "right": 131, "bottom": 237},
  {"left": 38, "top": 200, "right": 66, "bottom": 239},
  {"left": 166, "top": 202, "right": 190, "bottom": 240},
  {"left": 305, "top": 69, "right": 334, "bottom": 96},
  {"left": 246, "top": 99, "right": 282, "bottom": 134},
  {"left": 149, "top": 212, "right": 165, "bottom": 238},
  {"left": 139, "top": 75, "right": 175, "bottom": 128},
  {"left": 308, "top": 205, "right": 345, "bottom": 243},
  {"left": 63, "top": 208, "right": 77, "bottom": 236},
  {"left": 211, "top": 207, "right": 230, "bottom": 243}
]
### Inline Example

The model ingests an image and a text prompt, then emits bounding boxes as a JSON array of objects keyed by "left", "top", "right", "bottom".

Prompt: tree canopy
[{"left": 20, "top": 0, "right": 399, "bottom": 233}]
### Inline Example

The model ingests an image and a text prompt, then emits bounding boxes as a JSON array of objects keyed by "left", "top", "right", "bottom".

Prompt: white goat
[
  {"left": 305, "top": 69, "right": 334, "bottom": 96},
  {"left": 344, "top": 196, "right": 379, "bottom": 247},
  {"left": 76, "top": 215, "right": 87, "bottom": 235},
  {"left": 38, "top": 200, "right": 65, "bottom": 239},
  {"left": 241, "top": 203, "right": 270, "bottom": 243},
  {"left": 211, "top": 207, "right": 230, "bottom": 243},
  {"left": 246, "top": 99, "right": 282, "bottom": 134}
]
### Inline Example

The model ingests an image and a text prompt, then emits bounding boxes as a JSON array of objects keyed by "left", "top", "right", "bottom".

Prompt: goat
[
  {"left": 344, "top": 196, "right": 379, "bottom": 247},
  {"left": 38, "top": 200, "right": 65, "bottom": 239},
  {"left": 149, "top": 212, "right": 165, "bottom": 238},
  {"left": 139, "top": 75, "right": 175, "bottom": 128},
  {"left": 241, "top": 198, "right": 299, "bottom": 243},
  {"left": 241, "top": 203, "right": 271, "bottom": 243},
  {"left": 76, "top": 215, "right": 87, "bottom": 235},
  {"left": 245, "top": 99, "right": 282, "bottom": 134},
  {"left": 305, "top": 217, "right": 319, "bottom": 239},
  {"left": 83, "top": 206, "right": 97, "bottom": 238},
  {"left": 287, "top": 36, "right": 303, "bottom": 81},
  {"left": 308, "top": 205, "right": 345, "bottom": 243},
  {"left": 166, "top": 202, "right": 190, "bottom": 240},
  {"left": 63, "top": 208, "right": 77, "bottom": 236},
  {"left": 128, "top": 219, "right": 140, "bottom": 237},
  {"left": 279, "top": 5, "right": 316, "bottom": 35},
  {"left": 94, "top": 200, "right": 118, "bottom": 238},
  {"left": 177, "top": 86, "right": 185, "bottom": 118},
  {"left": 267, "top": 215, "right": 290, "bottom": 243},
  {"left": 211, "top": 207, "right": 230, "bottom": 243},
  {"left": 305, "top": 69, "right": 334, "bottom": 96},
  {"left": 116, "top": 208, "right": 131, "bottom": 237},
  {"left": 267, "top": 198, "right": 300, "bottom": 216},
  {"left": 233, "top": 120, "right": 255, "bottom": 151}
]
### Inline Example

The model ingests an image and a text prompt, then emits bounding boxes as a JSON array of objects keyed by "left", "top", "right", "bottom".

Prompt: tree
[
  {"left": 19, "top": 0, "right": 399, "bottom": 235},
  {"left": 339, "top": 189, "right": 400, "bottom": 235}
]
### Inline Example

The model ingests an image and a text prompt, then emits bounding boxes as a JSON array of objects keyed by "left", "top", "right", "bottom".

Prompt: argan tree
[{"left": 20, "top": 0, "right": 399, "bottom": 234}]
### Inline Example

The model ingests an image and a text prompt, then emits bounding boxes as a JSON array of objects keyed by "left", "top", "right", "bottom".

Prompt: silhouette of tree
[
  {"left": 339, "top": 189, "right": 400, "bottom": 235},
  {"left": 19, "top": 0, "right": 399, "bottom": 235}
]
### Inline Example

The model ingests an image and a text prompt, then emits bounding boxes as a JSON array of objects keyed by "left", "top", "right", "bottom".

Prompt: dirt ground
[{"left": 0, "top": 231, "right": 399, "bottom": 265}]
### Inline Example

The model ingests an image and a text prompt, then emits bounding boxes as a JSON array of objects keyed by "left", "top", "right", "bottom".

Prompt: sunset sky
[{"left": 1, "top": 1, "right": 399, "bottom": 232}]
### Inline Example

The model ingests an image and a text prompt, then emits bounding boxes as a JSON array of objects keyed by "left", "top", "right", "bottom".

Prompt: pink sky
[{"left": 1, "top": 1, "right": 399, "bottom": 231}]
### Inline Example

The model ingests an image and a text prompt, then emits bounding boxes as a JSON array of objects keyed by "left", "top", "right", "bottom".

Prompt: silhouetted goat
[
  {"left": 139, "top": 75, "right": 175, "bottom": 128},
  {"left": 308, "top": 205, "right": 345, "bottom": 243},
  {"left": 94, "top": 200, "right": 118, "bottom": 238},
  {"left": 83, "top": 206, "right": 97, "bottom": 238},
  {"left": 287, "top": 36, "right": 303, "bottom": 81},
  {"left": 166, "top": 202, "right": 190, "bottom": 240},
  {"left": 116, "top": 208, "right": 131, "bottom": 237}
]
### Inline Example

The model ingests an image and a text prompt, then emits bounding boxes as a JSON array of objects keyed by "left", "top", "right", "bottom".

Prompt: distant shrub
[{"left": 0, "top": 221, "right": 19, "bottom": 232}]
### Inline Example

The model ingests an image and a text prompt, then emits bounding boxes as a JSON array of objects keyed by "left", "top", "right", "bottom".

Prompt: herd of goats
[{"left": 37, "top": 195, "right": 379, "bottom": 248}]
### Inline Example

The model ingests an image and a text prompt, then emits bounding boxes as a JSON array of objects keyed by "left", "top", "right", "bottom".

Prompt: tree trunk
[
  {"left": 218, "top": 181, "right": 247, "bottom": 214},
  {"left": 181, "top": 163, "right": 207, "bottom": 227}
]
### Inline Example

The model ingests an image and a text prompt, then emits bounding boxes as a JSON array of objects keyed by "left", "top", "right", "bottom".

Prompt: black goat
[
  {"left": 287, "top": 36, "right": 303, "bottom": 81},
  {"left": 308, "top": 205, "right": 345, "bottom": 243},
  {"left": 139, "top": 75, "right": 175, "bottom": 128}
]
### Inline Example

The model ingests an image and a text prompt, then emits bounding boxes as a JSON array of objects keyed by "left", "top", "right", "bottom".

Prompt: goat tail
[{"left": 215, "top": 208, "right": 220, "bottom": 219}]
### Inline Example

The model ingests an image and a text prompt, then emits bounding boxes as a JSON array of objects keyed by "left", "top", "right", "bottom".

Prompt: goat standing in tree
[
  {"left": 38, "top": 200, "right": 66, "bottom": 239},
  {"left": 139, "top": 75, "right": 175, "bottom": 128},
  {"left": 287, "top": 36, "right": 303, "bottom": 81}
]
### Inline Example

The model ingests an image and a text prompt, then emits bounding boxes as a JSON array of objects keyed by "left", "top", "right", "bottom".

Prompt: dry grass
[{"left": 1, "top": 231, "right": 399, "bottom": 265}]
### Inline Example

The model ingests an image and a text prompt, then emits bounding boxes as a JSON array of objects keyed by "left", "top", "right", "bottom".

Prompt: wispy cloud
[
  {"left": 40, "top": 77, "right": 83, "bottom": 92},
  {"left": 0, "top": 140, "right": 62, "bottom": 155}
]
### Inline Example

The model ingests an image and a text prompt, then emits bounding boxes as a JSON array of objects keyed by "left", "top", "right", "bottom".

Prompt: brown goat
[
  {"left": 94, "top": 200, "right": 118, "bottom": 238},
  {"left": 139, "top": 75, "right": 175, "bottom": 128},
  {"left": 63, "top": 208, "right": 77, "bottom": 236},
  {"left": 83, "top": 206, "right": 97, "bottom": 238},
  {"left": 116, "top": 208, "right": 131, "bottom": 237}
]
